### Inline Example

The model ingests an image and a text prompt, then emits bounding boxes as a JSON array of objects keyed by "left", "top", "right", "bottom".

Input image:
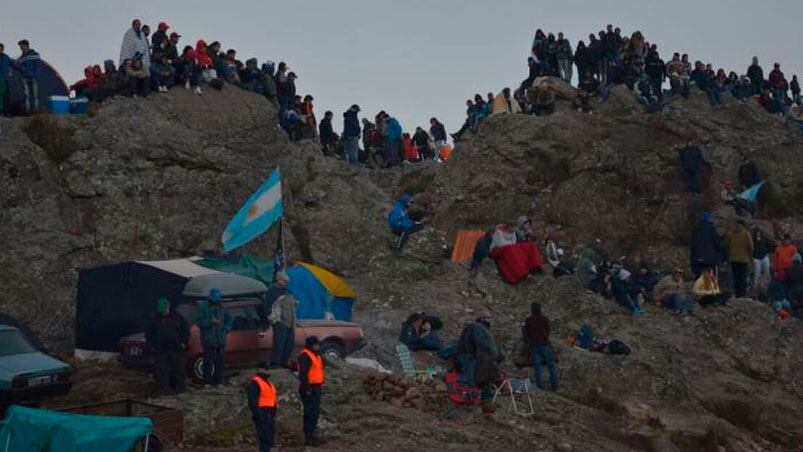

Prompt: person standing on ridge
[
  {"left": 15, "top": 40, "right": 43, "bottom": 113},
  {"left": 120, "top": 19, "right": 151, "bottom": 72},
  {"left": 269, "top": 272, "right": 297, "bottom": 368},
  {"left": 690, "top": 212, "right": 724, "bottom": 279},
  {"left": 247, "top": 361, "right": 277, "bottom": 452},
  {"left": 747, "top": 56, "right": 764, "bottom": 96},
  {"left": 725, "top": 220, "right": 754, "bottom": 298},
  {"left": 298, "top": 336, "right": 325, "bottom": 447},
  {"left": 342, "top": 104, "right": 361, "bottom": 165},
  {"left": 196, "top": 288, "right": 232, "bottom": 386}
]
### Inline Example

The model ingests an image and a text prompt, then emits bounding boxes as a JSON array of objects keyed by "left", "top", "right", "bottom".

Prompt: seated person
[
  {"left": 388, "top": 194, "right": 424, "bottom": 251},
  {"left": 612, "top": 269, "right": 645, "bottom": 315},
  {"left": 398, "top": 313, "right": 444, "bottom": 351},
  {"left": 692, "top": 267, "right": 731, "bottom": 306},
  {"left": 490, "top": 224, "right": 543, "bottom": 284},
  {"left": 516, "top": 216, "right": 537, "bottom": 242},
  {"left": 632, "top": 265, "right": 660, "bottom": 303},
  {"left": 470, "top": 229, "right": 494, "bottom": 272},
  {"left": 576, "top": 72, "right": 599, "bottom": 113},
  {"left": 636, "top": 74, "right": 659, "bottom": 106},
  {"left": 150, "top": 53, "right": 175, "bottom": 93},
  {"left": 653, "top": 269, "right": 694, "bottom": 314}
]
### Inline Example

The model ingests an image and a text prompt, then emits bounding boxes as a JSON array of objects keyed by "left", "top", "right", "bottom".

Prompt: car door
[{"left": 224, "top": 306, "right": 260, "bottom": 365}]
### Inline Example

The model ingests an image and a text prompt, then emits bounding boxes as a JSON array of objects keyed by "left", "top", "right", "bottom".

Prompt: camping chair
[
  {"left": 492, "top": 377, "right": 534, "bottom": 416},
  {"left": 395, "top": 343, "right": 440, "bottom": 381}
]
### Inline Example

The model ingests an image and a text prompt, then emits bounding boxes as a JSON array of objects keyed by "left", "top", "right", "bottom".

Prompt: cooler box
[
  {"left": 47, "top": 96, "right": 71, "bottom": 114},
  {"left": 70, "top": 97, "right": 89, "bottom": 114}
]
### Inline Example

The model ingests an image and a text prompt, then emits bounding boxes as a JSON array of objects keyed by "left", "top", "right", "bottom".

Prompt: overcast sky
[{"left": 2, "top": 0, "right": 801, "bottom": 136}]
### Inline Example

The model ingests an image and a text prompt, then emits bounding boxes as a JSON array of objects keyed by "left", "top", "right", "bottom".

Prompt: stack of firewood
[{"left": 362, "top": 373, "right": 447, "bottom": 411}]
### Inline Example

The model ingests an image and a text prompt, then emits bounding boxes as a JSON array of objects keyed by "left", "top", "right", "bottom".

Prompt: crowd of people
[{"left": 453, "top": 24, "right": 802, "bottom": 138}]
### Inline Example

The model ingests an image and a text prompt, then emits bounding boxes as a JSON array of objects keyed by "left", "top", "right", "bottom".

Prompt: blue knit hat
[{"left": 209, "top": 288, "right": 222, "bottom": 302}]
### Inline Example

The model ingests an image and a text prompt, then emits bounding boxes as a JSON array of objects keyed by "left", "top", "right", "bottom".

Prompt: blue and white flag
[
  {"left": 222, "top": 168, "right": 283, "bottom": 252},
  {"left": 738, "top": 181, "right": 765, "bottom": 203}
]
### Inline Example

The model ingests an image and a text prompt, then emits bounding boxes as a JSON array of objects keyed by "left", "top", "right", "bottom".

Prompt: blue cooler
[
  {"left": 47, "top": 96, "right": 71, "bottom": 114},
  {"left": 70, "top": 97, "right": 89, "bottom": 114}
]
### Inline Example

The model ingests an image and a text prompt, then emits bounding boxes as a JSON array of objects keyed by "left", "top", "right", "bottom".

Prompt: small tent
[
  {"left": 0, "top": 405, "right": 153, "bottom": 452},
  {"left": 286, "top": 262, "right": 356, "bottom": 321},
  {"left": 7, "top": 60, "right": 69, "bottom": 116},
  {"left": 75, "top": 255, "right": 273, "bottom": 357}
]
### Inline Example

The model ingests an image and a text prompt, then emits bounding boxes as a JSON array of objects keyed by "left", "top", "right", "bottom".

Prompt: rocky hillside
[{"left": 2, "top": 81, "right": 803, "bottom": 451}]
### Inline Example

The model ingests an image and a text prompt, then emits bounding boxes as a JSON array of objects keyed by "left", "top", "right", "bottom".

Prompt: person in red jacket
[
  {"left": 773, "top": 234, "right": 799, "bottom": 281},
  {"left": 524, "top": 302, "right": 558, "bottom": 390}
]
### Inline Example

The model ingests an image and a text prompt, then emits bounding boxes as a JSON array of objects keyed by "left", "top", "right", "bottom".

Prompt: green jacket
[{"left": 196, "top": 301, "right": 232, "bottom": 347}]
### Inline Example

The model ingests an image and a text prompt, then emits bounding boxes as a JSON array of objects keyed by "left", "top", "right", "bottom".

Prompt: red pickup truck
[{"left": 118, "top": 299, "right": 365, "bottom": 382}]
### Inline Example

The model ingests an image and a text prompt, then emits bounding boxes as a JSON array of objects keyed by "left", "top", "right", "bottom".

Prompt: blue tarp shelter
[{"left": 0, "top": 405, "right": 153, "bottom": 452}]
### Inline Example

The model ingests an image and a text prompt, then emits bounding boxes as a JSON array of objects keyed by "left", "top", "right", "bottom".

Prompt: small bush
[{"left": 23, "top": 114, "right": 79, "bottom": 164}]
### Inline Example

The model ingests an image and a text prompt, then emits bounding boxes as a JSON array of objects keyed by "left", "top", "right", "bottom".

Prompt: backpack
[{"left": 607, "top": 340, "right": 631, "bottom": 355}]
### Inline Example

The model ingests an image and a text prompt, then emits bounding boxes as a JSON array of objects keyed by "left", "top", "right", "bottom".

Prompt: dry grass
[{"left": 23, "top": 114, "right": 79, "bottom": 164}]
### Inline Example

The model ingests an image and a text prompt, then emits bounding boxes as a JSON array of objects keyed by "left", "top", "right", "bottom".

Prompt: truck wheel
[
  {"left": 190, "top": 356, "right": 206, "bottom": 384},
  {"left": 320, "top": 341, "right": 345, "bottom": 361}
]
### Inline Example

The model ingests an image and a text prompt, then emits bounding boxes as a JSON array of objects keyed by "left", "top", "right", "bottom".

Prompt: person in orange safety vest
[
  {"left": 247, "top": 361, "right": 277, "bottom": 452},
  {"left": 298, "top": 336, "right": 325, "bottom": 447}
]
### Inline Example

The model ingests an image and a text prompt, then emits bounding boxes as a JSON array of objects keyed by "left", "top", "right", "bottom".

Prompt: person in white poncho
[{"left": 119, "top": 19, "right": 151, "bottom": 71}]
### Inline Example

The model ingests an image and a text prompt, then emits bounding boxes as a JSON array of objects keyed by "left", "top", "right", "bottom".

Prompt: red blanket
[{"left": 491, "top": 241, "right": 543, "bottom": 284}]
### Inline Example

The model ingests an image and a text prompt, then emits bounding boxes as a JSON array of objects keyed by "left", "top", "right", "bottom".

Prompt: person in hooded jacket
[
  {"left": 388, "top": 194, "right": 423, "bottom": 251},
  {"left": 342, "top": 104, "right": 361, "bottom": 165},
  {"left": 196, "top": 288, "right": 232, "bottom": 386},
  {"left": 747, "top": 56, "right": 764, "bottom": 96},
  {"left": 456, "top": 314, "right": 503, "bottom": 414},
  {"left": 690, "top": 212, "right": 724, "bottom": 278},
  {"left": 70, "top": 66, "right": 99, "bottom": 101},
  {"left": 383, "top": 115, "right": 403, "bottom": 167}
]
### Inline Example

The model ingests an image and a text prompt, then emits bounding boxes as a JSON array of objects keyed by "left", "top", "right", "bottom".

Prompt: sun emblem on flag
[{"left": 247, "top": 204, "right": 260, "bottom": 219}]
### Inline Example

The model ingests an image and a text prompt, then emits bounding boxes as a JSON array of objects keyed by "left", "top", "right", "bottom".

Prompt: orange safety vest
[
  {"left": 301, "top": 349, "right": 325, "bottom": 384},
  {"left": 252, "top": 376, "right": 277, "bottom": 409}
]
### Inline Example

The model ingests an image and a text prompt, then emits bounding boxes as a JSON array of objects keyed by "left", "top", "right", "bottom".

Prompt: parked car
[
  {"left": 118, "top": 299, "right": 365, "bottom": 382},
  {"left": 0, "top": 325, "right": 72, "bottom": 407}
]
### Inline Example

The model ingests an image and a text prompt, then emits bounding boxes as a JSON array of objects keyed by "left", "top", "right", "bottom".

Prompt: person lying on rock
[
  {"left": 692, "top": 267, "right": 731, "bottom": 306},
  {"left": 388, "top": 194, "right": 424, "bottom": 252}
]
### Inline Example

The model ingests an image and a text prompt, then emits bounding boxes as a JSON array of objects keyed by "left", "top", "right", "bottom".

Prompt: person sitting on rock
[
  {"left": 693, "top": 266, "right": 731, "bottom": 306},
  {"left": 492, "top": 87, "right": 522, "bottom": 115},
  {"left": 632, "top": 264, "right": 660, "bottom": 303},
  {"left": 653, "top": 269, "right": 694, "bottom": 315},
  {"left": 516, "top": 216, "right": 537, "bottom": 242},
  {"left": 388, "top": 194, "right": 424, "bottom": 252},
  {"left": 490, "top": 223, "right": 543, "bottom": 284},
  {"left": 612, "top": 269, "right": 645, "bottom": 315},
  {"left": 398, "top": 313, "right": 444, "bottom": 351},
  {"left": 635, "top": 73, "right": 659, "bottom": 107},
  {"left": 576, "top": 71, "right": 599, "bottom": 113}
]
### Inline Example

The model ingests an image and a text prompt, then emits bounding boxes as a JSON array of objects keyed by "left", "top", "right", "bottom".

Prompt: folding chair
[
  {"left": 395, "top": 343, "right": 439, "bottom": 381},
  {"left": 492, "top": 378, "right": 534, "bottom": 416}
]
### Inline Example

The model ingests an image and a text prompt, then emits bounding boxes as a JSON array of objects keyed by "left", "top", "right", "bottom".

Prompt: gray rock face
[{"left": 2, "top": 84, "right": 803, "bottom": 450}]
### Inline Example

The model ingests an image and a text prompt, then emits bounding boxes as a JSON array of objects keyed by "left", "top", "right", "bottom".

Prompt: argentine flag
[
  {"left": 737, "top": 181, "right": 765, "bottom": 203},
  {"left": 222, "top": 169, "right": 283, "bottom": 252}
]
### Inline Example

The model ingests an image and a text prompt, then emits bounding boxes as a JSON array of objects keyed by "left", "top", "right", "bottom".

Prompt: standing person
[
  {"left": 150, "top": 22, "right": 170, "bottom": 57},
  {"left": 678, "top": 143, "right": 704, "bottom": 194},
  {"left": 752, "top": 229, "right": 772, "bottom": 289},
  {"left": 456, "top": 313, "right": 503, "bottom": 415},
  {"left": 644, "top": 49, "right": 666, "bottom": 98},
  {"left": 269, "top": 272, "right": 297, "bottom": 368},
  {"left": 747, "top": 56, "right": 764, "bottom": 96},
  {"left": 15, "top": 40, "right": 43, "bottom": 113},
  {"left": 412, "top": 127, "right": 431, "bottom": 161},
  {"left": 298, "top": 337, "right": 325, "bottom": 447},
  {"left": 725, "top": 221, "right": 754, "bottom": 298},
  {"left": 556, "top": 32, "right": 573, "bottom": 83},
  {"left": 768, "top": 63, "right": 788, "bottom": 103},
  {"left": 0, "top": 43, "right": 11, "bottom": 116},
  {"left": 773, "top": 234, "right": 799, "bottom": 282},
  {"left": 319, "top": 111, "right": 337, "bottom": 156},
  {"left": 196, "top": 288, "right": 232, "bottom": 387},
  {"left": 388, "top": 194, "right": 424, "bottom": 252},
  {"left": 247, "top": 361, "right": 277, "bottom": 452},
  {"left": 429, "top": 117, "right": 447, "bottom": 154},
  {"left": 791, "top": 75, "right": 800, "bottom": 105},
  {"left": 342, "top": 104, "right": 361, "bottom": 165},
  {"left": 524, "top": 303, "right": 557, "bottom": 390},
  {"left": 120, "top": 19, "right": 151, "bottom": 72},
  {"left": 145, "top": 298, "right": 189, "bottom": 396},
  {"left": 383, "top": 114, "right": 403, "bottom": 168},
  {"left": 690, "top": 212, "right": 724, "bottom": 279}
]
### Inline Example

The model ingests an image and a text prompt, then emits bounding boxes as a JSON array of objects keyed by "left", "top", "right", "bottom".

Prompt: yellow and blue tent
[{"left": 287, "top": 262, "right": 356, "bottom": 321}]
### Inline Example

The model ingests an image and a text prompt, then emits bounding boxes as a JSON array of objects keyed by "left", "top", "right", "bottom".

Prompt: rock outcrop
[{"left": 2, "top": 80, "right": 803, "bottom": 450}]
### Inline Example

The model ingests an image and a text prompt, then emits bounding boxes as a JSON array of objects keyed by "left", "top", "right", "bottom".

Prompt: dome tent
[
  {"left": 7, "top": 60, "right": 69, "bottom": 116},
  {"left": 286, "top": 262, "right": 356, "bottom": 321}
]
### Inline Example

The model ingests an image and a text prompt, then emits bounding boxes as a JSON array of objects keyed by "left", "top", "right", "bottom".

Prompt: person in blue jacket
[
  {"left": 15, "top": 40, "right": 43, "bottom": 113},
  {"left": 383, "top": 114, "right": 403, "bottom": 168},
  {"left": 196, "top": 288, "right": 232, "bottom": 386},
  {"left": 388, "top": 194, "right": 424, "bottom": 251}
]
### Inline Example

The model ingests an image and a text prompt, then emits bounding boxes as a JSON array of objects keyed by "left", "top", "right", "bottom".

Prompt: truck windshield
[{"left": 0, "top": 330, "right": 37, "bottom": 357}]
